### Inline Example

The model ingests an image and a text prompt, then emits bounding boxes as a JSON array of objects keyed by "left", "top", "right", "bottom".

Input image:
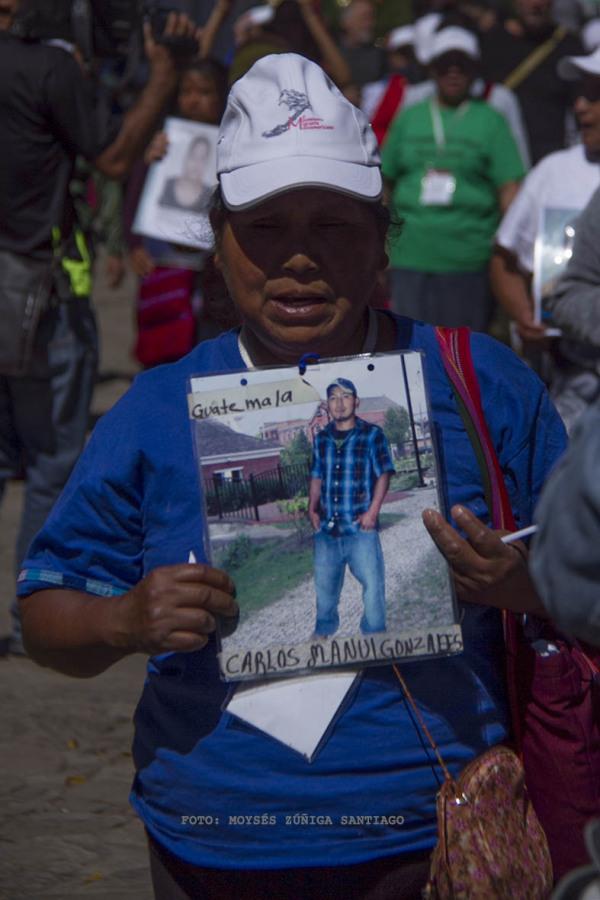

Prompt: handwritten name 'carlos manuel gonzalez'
[{"left": 180, "top": 814, "right": 406, "bottom": 826}]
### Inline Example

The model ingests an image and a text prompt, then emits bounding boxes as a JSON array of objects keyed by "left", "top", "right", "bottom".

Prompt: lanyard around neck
[{"left": 429, "top": 98, "right": 471, "bottom": 153}]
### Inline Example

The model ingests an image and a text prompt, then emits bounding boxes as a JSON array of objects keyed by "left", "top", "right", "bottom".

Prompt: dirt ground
[{"left": 0, "top": 257, "right": 156, "bottom": 899}]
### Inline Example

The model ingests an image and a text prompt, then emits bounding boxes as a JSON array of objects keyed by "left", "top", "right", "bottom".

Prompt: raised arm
[
  {"left": 198, "top": 0, "right": 234, "bottom": 59},
  {"left": 293, "top": 0, "right": 351, "bottom": 88},
  {"left": 95, "top": 13, "right": 200, "bottom": 180}
]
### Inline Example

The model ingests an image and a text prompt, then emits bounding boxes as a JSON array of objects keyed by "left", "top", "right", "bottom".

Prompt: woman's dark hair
[{"left": 207, "top": 183, "right": 229, "bottom": 241}]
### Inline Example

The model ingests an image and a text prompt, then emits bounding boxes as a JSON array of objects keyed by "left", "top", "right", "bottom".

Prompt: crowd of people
[
  {"left": 110, "top": 0, "right": 600, "bottom": 430},
  {"left": 3, "top": 0, "right": 600, "bottom": 896}
]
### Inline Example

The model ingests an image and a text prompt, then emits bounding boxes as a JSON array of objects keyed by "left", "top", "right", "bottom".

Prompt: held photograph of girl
[
  {"left": 188, "top": 351, "right": 461, "bottom": 682},
  {"left": 132, "top": 116, "right": 218, "bottom": 249}
]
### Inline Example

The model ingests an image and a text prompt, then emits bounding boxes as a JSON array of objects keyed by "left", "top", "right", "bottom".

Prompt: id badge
[{"left": 420, "top": 169, "right": 456, "bottom": 206}]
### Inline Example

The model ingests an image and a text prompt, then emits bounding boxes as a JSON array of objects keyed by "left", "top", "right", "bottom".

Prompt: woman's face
[
  {"left": 178, "top": 71, "right": 222, "bottom": 125},
  {"left": 573, "top": 77, "right": 600, "bottom": 155},
  {"left": 432, "top": 52, "right": 475, "bottom": 107},
  {"left": 214, "top": 189, "right": 387, "bottom": 365},
  {"left": 183, "top": 141, "right": 209, "bottom": 183}
]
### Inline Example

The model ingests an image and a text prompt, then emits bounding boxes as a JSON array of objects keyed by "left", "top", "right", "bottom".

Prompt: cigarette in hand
[{"left": 500, "top": 524, "right": 538, "bottom": 545}]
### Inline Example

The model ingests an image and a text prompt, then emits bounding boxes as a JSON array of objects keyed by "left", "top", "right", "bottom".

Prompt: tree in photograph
[
  {"left": 383, "top": 406, "right": 410, "bottom": 452},
  {"left": 277, "top": 493, "right": 312, "bottom": 546},
  {"left": 280, "top": 430, "right": 313, "bottom": 468}
]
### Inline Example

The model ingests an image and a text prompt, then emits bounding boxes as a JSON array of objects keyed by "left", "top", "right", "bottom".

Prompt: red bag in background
[
  {"left": 507, "top": 626, "right": 600, "bottom": 881},
  {"left": 134, "top": 266, "right": 196, "bottom": 368},
  {"left": 436, "top": 325, "right": 600, "bottom": 883}
]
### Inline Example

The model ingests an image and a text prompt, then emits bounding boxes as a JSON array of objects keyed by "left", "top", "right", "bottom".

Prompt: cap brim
[
  {"left": 431, "top": 48, "right": 479, "bottom": 62},
  {"left": 558, "top": 54, "right": 600, "bottom": 79},
  {"left": 220, "top": 156, "right": 383, "bottom": 210}
]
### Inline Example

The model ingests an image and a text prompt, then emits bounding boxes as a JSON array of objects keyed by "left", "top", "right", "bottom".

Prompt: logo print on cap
[{"left": 262, "top": 90, "right": 334, "bottom": 138}]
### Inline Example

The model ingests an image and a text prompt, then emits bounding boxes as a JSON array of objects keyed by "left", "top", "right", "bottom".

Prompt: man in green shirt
[{"left": 382, "top": 26, "right": 525, "bottom": 332}]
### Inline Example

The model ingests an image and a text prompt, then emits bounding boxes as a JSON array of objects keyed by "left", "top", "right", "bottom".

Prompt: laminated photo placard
[
  {"left": 188, "top": 352, "right": 461, "bottom": 682},
  {"left": 132, "top": 117, "right": 218, "bottom": 250},
  {"left": 533, "top": 206, "right": 580, "bottom": 333}
]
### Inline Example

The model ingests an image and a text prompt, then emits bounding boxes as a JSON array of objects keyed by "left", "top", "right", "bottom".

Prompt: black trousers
[{"left": 147, "top": 831, "right": 431, "bottom": 900}]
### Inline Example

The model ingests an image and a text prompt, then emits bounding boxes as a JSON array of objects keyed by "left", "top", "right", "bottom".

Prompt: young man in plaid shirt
[{"left": 308, "top": 378, "right": 395, "bottom": 637}]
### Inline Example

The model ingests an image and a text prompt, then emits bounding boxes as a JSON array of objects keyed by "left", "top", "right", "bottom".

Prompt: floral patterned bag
[
  {"left": 393, "top": 665, "right": 553, "bottom": 899},
  {"left": 425, "top": 746, "right": 553, "bottom": 899}
]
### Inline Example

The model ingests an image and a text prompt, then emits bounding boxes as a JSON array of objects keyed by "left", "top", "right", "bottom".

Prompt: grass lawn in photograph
[{"left": 215, "top": 512, "right": 407, "bottom": 623}]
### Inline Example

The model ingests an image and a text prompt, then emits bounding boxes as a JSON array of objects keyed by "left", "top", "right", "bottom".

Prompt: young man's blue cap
[{"left": 326, "top": 378, "right": 357, "bottom": 397}]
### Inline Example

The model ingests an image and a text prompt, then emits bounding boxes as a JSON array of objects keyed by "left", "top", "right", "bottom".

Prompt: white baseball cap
[
  {"left": 216, "top": 53, "right": 382, "bottom": 211},
  {"left": 430, "top": 26, "right": 480, "bottom": 63},
  {"left": 413, "top": 12, "right": 442, "bottom": 64},
  {"left": 583, "top": 20, "right": 600, "bottom": 53},
  {"left": 558, "top": 45, "right": 600, "bottom": 80},
  {"left": 241, "top": 5, "right": 275, "bottom": 28},
  {"left": 386, "top": 25, "right": 415, "bottom": 53}
]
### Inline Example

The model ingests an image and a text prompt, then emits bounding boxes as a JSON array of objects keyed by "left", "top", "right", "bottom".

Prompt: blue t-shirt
[{"left": 18, "top": 316, "right": 566, "bottom": 869}]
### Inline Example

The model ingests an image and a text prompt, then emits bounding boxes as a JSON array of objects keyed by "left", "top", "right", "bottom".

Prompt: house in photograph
[
  {"left": 195, "top": 418, "right": 283, "bottom": 483},
  {"left": 259, "top": 419, "right": 308, "bottom": 445}
]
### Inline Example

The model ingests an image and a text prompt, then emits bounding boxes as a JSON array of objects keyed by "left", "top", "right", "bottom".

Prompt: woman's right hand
[
  {"left": 422, "top": 505, "right": 546, "bottom": 616},
  {"left": 19, "top": 564, "right": 238, "bottom": 677},
  {"left": 144, "top": 130, "right": 169, "bottom": 166},
  {"left": 515, "top": 309, "right": 550, "bottom": 345},
  {"left": 110, "top": 563, "right": 238, "bottom": 656},
  {"left": 129, "top": 246, "right": 156, "bottom": 278}
]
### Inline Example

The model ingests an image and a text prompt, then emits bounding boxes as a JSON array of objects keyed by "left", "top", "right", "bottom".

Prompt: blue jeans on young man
[{"left": 314, "top": 526, "right": 386, "bottom": 636}]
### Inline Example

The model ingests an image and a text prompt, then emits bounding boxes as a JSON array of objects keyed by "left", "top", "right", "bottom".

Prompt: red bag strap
[
  {"left": 434, "top": 326, "right": 522, "bottom": 747},
  {"left": 435, "top": 326, "right": 600, "bottom": 752},
  {"left": 370, "top": 74, "right": 406, "bottom": 146},
  {"left": 434, "top": 326, "right": 516, "bottom": 531},
  {"left": 482, "top": 80, "right": 494, "bottom": 101}
]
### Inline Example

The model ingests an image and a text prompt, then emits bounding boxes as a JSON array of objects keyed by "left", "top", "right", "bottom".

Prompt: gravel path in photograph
[{"left": 223, "top": 487, "right": 454, "bottom": 651}]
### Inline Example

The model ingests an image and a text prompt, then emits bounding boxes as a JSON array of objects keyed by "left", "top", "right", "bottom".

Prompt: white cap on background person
[
  {"left": 582, "top": 19, "right": 600, "bottom": 54},
  {"left": 243, "top": 5, "right": 275, "bottom": 27},
  {"left": 386, "top": 25, "right": 415, "bottom": 53},
  {"left": 557, "top": 45, "right": 600, "bottom": 79},
  {"left": 413, "top": 12, "right": 441, "bottom": 64},
  {"left": 233, "top": 5, "right": 275, "bottom": 47},
  {"left": 429, "top": 26, "right": 480, "bottom": 63},
  {"left": 216, "top": 53, "right": 382, "bottom": 210}
]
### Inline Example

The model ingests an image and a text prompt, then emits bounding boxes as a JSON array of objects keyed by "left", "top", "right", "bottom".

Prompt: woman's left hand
[
  {"left": 144, "top": 131, "right": 169, "bottom": 166},
  {"left": 422, "top": 504, "right": 546, "bottom": 616}
]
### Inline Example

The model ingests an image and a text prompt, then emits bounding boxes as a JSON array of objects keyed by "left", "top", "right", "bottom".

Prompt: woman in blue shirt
[{"left": 17, "top": 53, "right": 565, "bottom": 899}]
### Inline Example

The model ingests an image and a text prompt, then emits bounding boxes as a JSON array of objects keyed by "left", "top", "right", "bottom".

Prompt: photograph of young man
[{"left": 308, "top": 378, "right": 395, "bottom": 636}]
